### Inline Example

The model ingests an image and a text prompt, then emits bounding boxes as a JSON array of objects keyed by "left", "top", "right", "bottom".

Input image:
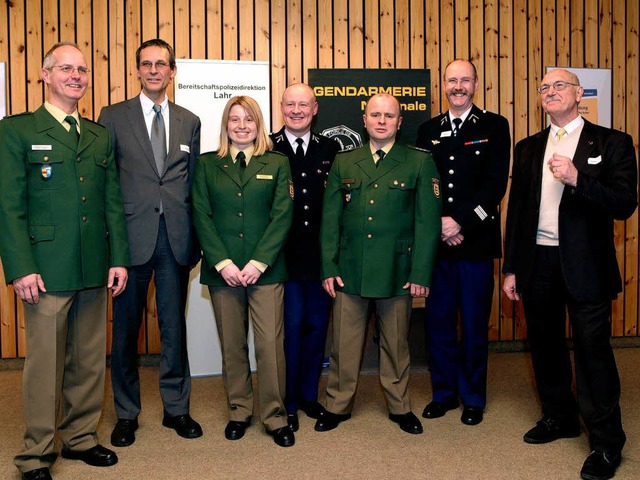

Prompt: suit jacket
[
  {"left": 321, "top": 142, "right": 442, "bottom": 298},
  {"left": 192, "top": 150, "right": 294, "bottom": 287},
  {"left": 270, "top": 127, "right": 340, "bottom": 281},
  {"left": 503, "top": 119, "right": 637, "bottom": 302},
  {"left": 0, "top": 105, "right": 130, "bottom": 290},
  {"left": 98, "top": 97, "right": 201, "bottom": 266},
  {"left": 416, "top": 105, "right": 511, "bottom": 260}
]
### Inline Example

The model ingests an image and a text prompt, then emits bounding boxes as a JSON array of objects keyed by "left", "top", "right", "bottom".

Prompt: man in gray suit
[{"left": 98, "top": 38, "right": 202, "bottom": 447}]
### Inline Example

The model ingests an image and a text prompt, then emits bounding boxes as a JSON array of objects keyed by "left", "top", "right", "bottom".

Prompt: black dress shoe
[
  {"left": 461, "top": 406, "right": 484, "bottom": 426},
  {"left": 287, "top": 412, "right": 299, "bottom": 432},
  {"left": 314, "top": 410, "right": 351, "bottom": 432},
  {"left": 580, "top": 450, "right": 621, "bottom": 480},
  {"left": 111, "top": 418, "right": 138, "bottom": 447},
  {"left": 224, "top": 420, "right": 251, "bottom": 440},
  {"left": 523, "top": 416, "right": 581, "bottom": 444},
  {"left": 162, "top": 414, "right": 203, "bottom": 439},
  {"left": 266, "top": 426, "right": 295, "bottom": 447},
  {"left": 422, "top": 400, "right": 459, "bottom": 419},
  {"left": 22, "top": 468, "right": 52, "bottom": 480},
  {"left": 61, "top": 444, "right": 118, "bottom": 467},
  {"left": 389, "top": 412, "right": 423, "bottom": 434},
  {"left": 299, "top": 400, "right": 324, "bottom": 419}
]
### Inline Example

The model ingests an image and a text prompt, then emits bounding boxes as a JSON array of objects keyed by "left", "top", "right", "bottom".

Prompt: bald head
[{"left": 281, "top": 83, "right": 318, "bottom": 136}]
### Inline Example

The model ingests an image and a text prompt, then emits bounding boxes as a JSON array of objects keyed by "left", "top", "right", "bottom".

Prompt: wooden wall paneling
[
  {"left": 25, "top": 0, "right": 43, "bottom": 113},
  {"left": 599, "top": 0, "right": 612, "bottom": 69},
  {"left": 222, "top": 0, "right": 238, "bottom": 59},
  {"left": 364, "top": 0, "right": 379, "bottom": 68},
  {"left": 145, "top": 275, "right": 161, "bottom": 354},
  {"left": 77, "top": 0, "right": 93, "bottom": 118},
  {"left": 408, "top": 0, "right": 424, "bottom": 69},
  {"left": 379, "top": 0, "right": 395, "bottom": 68},
  {"left": 42, "top": 0, "right": 59, "bottom": 62},
  {"left": 16, "top": 297, "right": 26, "bottom": 357},
  {"left": 92, "top": 0, "right": 110, "bottom": 121},
  {"left": 454, "top": 0, "right": 469, "bottom": 61},
  {"left": 318, "top": 0, "right": 333, "bottom": 69},
  {"left": 190, "top": 0, "right": 206, "bottom": 59},
  {"left": 238, "top": 0, "right": 254, "bottom": 60},
  {"left": 0, "top": 262, "right": 17, "bottom": 358},
  {"left": 469, "top": 0, "right": 483, "bottom": 105},
  {"left": 141, "top": 0, "right": 159, "bottom": 42},
  {"left": 107, "top": 0, "right": 126, "bottom": 106},
  {"left": 254, "top": 0, "right": 269, "bottom": 62},
  {"left": 270, "top": 1, "right": 286, "bottom": 130},
  {"left": 527, "top": 0, "right": 542, "bottom": 133},
  {"left": 206, "top": 0, "right": 223, "bottom": 60},
  {"left": 285, "top": 0, "right": 302, "bottom": 87},
  {"left": 610, "top": 0, "right": 626, "bottom": 336},
  {"left": 624, "top": 0, "right": 639, "bottom": 337},
  {"left": 483, "top": 0, "right": 499, "bottom": 114},
  {"left": 569, "top": 0, "right": 584, "bottom": 67},
  {"left": 0, "top": 0, "right": 9, "bottom": 114},
  {"left": 126, "top": 0, "right": 142, "bottom": 100},
  {"left": 9, "top": 0, "right": 27, "bottom": 114},
  {"left": 424, "top": 0, "right": 439, "bottom": 113},
  {"left": 555, "top": 0, "right": 570, "bottom": 66},
  {"left": 438, "top": 0, "right": 454, "bottom": 110},
  {"left": 348, "top": 0, "right": 365, "bottom": 68},
  {"left": 541, "top": 0, "right": 555, "bottom": 69},
  {"left": 584, "top": 0, "right": 598, "bottom": 67},
  {"left": 333, "top": 0, "right": 349, "bottom": 69},
  {"left": 59, "top": 0, "right": 75, "bottom": 41},
  {"left": 158, "top": 0, "right": 175, "bottom": 47},
  {"left": 394, "top": 0, "right": 409, "bottom": 69}
]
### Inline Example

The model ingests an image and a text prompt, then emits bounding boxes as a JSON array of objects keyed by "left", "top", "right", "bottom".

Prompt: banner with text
[{"left": 308, "top": 69, "right": 431, "bottom": 150}]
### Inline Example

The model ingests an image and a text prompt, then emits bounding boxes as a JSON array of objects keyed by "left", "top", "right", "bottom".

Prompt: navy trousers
[
  {"left": 283, "top": 280, "right": 331, "bottom": 412},
  {"left": 111, "top": 216, "right": 192, "bottom": 419},
  {"left": 425, "top": 259, "right": 494, "bottom": 408}
]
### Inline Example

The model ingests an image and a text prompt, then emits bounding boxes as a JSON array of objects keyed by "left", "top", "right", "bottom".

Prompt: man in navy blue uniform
[
  {"left": 416, "top": 59, "right": 511, "bottom": 426},
  {"left": 270, "top": 83, "right": 340, "bottom": 431}
]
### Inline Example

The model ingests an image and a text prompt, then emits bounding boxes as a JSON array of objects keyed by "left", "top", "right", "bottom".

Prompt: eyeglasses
[
  {"left": 49, "top": 64, "right": 90, "bottom": 76},
  {"left": 139, "top": 60, "right": 171, "bottom": 70},
  {"left": 537, "top": 81, "right": 579, "bottom": 94},
  {"left": 445, "top": 77, "right": 476, "bottom": 86}
]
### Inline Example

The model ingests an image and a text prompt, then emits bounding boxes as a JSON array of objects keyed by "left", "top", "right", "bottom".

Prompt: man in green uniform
[
  {"left": 316, "top": 93, "right": 441, "bottom": 434},
  {"left": 0, "top": 42, "right": 129, "bottom": 480}
]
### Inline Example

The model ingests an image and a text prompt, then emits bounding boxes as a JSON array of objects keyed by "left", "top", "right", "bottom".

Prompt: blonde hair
[{"left": 218, "top": 96, "right": 272, "bottom": 158}]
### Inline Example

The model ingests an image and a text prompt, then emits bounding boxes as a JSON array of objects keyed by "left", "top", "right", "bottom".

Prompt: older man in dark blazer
[
  {"left": 270, "top": 83, "right": 340, "bottom": 431},
  {"left": 98, "top": 39, "right": 202, "bottom": 447},
  {"left": 503, "top": 68, "right": 637, "bottom": 480},
  {"left": 0, "top": 42, "right": 129, "bottom": 480}
]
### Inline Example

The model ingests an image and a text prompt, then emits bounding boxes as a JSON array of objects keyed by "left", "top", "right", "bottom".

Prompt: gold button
[
  {"left": 369, "top": 199, "right": 375, "bottom": 204},
  {"left": 76, "top": 156, "right": 81, "bottom": 162},
  {"left": 79, "top": 176, "right": 85, "bottom": 182},
  {"left": 237, "top": 192, "right": 242, "bottom": 197},
  {"left": 82, "top": 216, "right": 87, "bottom": 222},
  {"left": 373, "top": 184, "right": 378, "bottom": 189},
  {"left": 393, "top": 180, "right": 399, "bottom": 185},
  {"left": 368, "top": 216, "right": 373, "bottom": 221},
  {"left": 102, "top": 159, "right": 107, "bottom": 164},
  {"left": 82, "top": 196, "right": 87, "bottom": 202},
  {"left": 43, "top": 156, "right": 49, "bottom": 162},
  {"left": 367, "top": 234, "right": 372, "bottom": 239},
  {"left": 239, "top": 233, "right": 244, "bottom": 238}
]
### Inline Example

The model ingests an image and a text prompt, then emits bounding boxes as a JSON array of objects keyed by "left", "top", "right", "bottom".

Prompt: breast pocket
[
  {"left": 28, "top": 152, "right": 65, "bottom": 190},
  {"left": 340, "top": 178, "right": 362, "bottom": 211},
  {"left": 387, "top": 177, "right": 416, "bottom": 212}
]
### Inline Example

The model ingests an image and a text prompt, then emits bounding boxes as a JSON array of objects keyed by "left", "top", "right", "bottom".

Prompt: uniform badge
[
  {"left": 41, "top": 165, "right": 52, "bottom": 180},
  {"left": 345, "top": 192, "right": 352, "bottom": 203},
  {"left": 432, "top": 178, "right": 441, "bottom": 198},
  {"left": 288, "top": 179, "right": 294, "bottom": 199}
]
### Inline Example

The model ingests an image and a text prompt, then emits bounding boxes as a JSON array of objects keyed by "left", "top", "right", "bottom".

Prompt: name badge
[
  {"left": 588, "top": 156, "right": 602, "bottom": 165},
  {"left": 32, "top": 145, "right": 52, "bottom": 150},
  {"left": 440, "top": 131, "right": 452, "bottom": 138},
  {"left": 256, "top": 174, "right": 273, "bottom": 180},
  {"left": 180, "top": 144, "right": 190, "bottom": 153}
]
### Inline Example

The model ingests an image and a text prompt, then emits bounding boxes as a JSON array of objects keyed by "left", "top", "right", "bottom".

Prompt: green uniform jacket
[
  {"left": 321, "top": 142, "right": 442, "bottom": 298},
  {"left": 0, "top": 106, "right": 130, "bottom": 290},
  {"left": 192, "top": 150, "right": 293, "bottom": 286}
]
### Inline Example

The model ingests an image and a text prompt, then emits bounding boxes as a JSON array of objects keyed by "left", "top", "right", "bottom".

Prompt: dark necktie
[
  {"left": 295, "top": 137, "right": 305, "bottom": 160},
  {"left": 151, "top": 104, "right": 167, "bottom": 175},
  {"left": 452, "top": 118, "right": 462, "bottom": 137},
  {"left": 65, "top": 115, "right": 79, "bottom": 147},
  {"left": 376, "top": 149, "right": 386, "bottom": 168},
  {"left": 236, "top": 151, "right": 247, "bottom": 180}
]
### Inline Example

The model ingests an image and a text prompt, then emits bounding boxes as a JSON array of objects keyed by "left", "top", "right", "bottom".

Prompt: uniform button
[
  {"left": 79, "top": 176, "right": 84, "bottom": 182},
  {"left": 102, "top": 159, "right": 107, "bottom": 165},
  {"left": 302, "top": 188, "right": 308, "bottom": 194},
  {"left": 76, "top": 156, "right": 81, "bottom": 163},
  {"left": 159, "top": 181, "right": 164, "bottom": 186},
  {"left": 239, "top": 233, "right": 244, "bottom": 238},
  {"left": 449, "top": 155, "right": 455, "bottom": 161},
  {"left": 447, "top": 197, "right": 453, "bottom": 203},
  {"left": 369, "top": 199, "right": 375, "bottom": 204},
  {"left": 237, "top": 192, "right": 242, "bottom": 197},
  {"left": 401, "top": 182, "right": 405, "bottom": 187},
  {"left": 317, "top": 169, "right": 322, "bottom": 174},
  {"left": 155, "top": 207, "right": 160, "bottom": 212},
  {"left": 475, "top": 150, "right": 480, "bottom": 155},
  {"left": 29, "top": 234, "right": 35, "bottom": 240},
  {"left": 82, "top": 216, "right": 87, "bottom": 222},
  {"left": 303, "top": 205, "right": 310, "bottom": 210},
  {"left": 373, "top": 184, "right": 378, "bottom": 189},
  {"left": 408, "top": 246, "right": 412, "bottom": 252},
  {"left": 368, "top": 216, "right": 373, "bottom": 221},
  {"left": 449, "top": 169, "right": 454, "bottom": 175},
  {"left": 448, "top": 183, "right": 454, "bottom": 188},
  {"left": 393, "top": 180, "right": 399, "bottom": 185},
  {"left": 81, "top": 196, "right": 87, "bottom": 202},
  {"left": 238, "top": 212, "right": 243, "bottom": 217},
  {"left": 301, "top": 172, "right": 307, "bottom": 177},
  {"left": 43, "top": 156, "right": 49, "bottom": 162},
  {"left": 367, "top": 234, "right": 372, "bottom": 239},
  {"left": 304, "top": 221, "right": 310, "bottom": 226}
]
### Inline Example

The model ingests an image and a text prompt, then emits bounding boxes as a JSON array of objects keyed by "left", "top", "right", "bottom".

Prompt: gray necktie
[
  {"left": 65, "top": 115, "right": 79, "bottom": 147},
  {"left": 151, "top": 104, "right": 167, "bottom": 175}
]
